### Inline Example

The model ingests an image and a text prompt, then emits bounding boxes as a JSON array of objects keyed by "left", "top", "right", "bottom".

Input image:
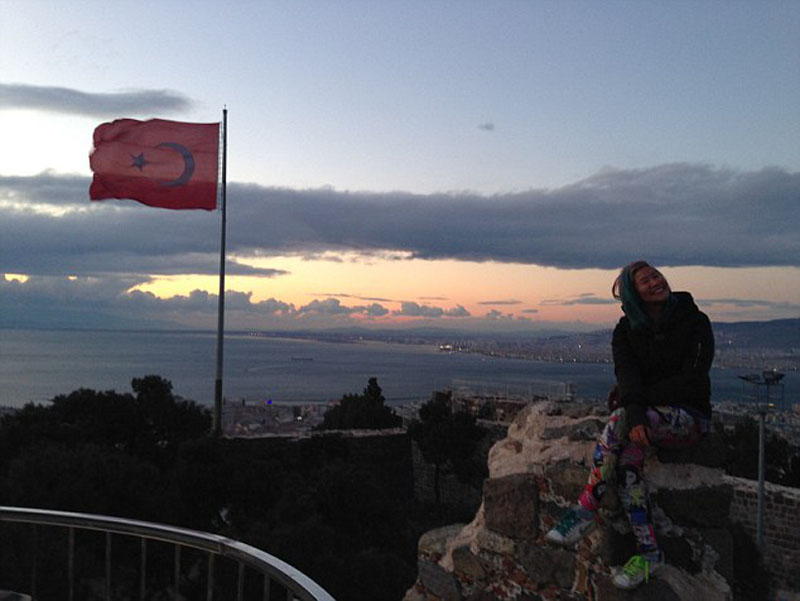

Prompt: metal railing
[{"left": 0, "top": 506, "right": 336, "bottom": 601}]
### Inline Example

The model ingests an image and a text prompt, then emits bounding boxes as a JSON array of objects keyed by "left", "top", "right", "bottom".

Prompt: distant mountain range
[
  {"left": 544, "top": 318, "right": 800, "bottom": 352},
  {"left": 711, "top": 318, "right": 799, "bottom": 350},
  {"left": 399, "top": 318, "right": 799, "bottom": 371},
  {"left": 241, "top": 318, "right": 800, "bottom": 351}
]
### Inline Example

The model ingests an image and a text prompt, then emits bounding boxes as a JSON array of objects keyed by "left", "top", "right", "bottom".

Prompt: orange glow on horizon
[
  {"left": 128, "top": 260, "right": 800, "bottom": 327},
  {"left": 130, "top": 255, "right": 626, "bottom": 325}
]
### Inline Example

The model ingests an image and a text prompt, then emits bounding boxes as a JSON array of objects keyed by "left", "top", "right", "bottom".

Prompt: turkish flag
[{"left": 90, "top": 118, "right": 220, "bottom": 210}]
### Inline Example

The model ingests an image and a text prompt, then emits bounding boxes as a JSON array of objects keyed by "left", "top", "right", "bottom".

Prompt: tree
[
  {"left": 318, "top": 377, "right": 401, "bottom": 430},
  {"left": 0, "top": 376, "right": 421, "bottom": 601},
  {"left": 408, "top": 391, "right": 486, "bottom": 509},
  {"left": 130, "top": 375, "right": 212, "bottom": 465},
  {"left": 722, "top": 418, "right": 800, "bottom": 487},
  {"left": 0, "top": 376, "right": 211, "bottom": 514}
]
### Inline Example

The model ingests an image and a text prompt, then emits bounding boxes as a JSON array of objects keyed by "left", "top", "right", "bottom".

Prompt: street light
[{"left": 738, "top": 370, "right": 785, "bottom": 548}]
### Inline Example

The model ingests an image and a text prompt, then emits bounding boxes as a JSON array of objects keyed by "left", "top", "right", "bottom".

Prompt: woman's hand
[{"left": 629, "top": 424, "right": 650, "bottom": 447}]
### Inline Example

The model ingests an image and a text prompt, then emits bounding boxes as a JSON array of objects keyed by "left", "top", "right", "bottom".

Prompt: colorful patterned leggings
[{"left": 577, "top": 405, "right": 702, "bottom": 555}]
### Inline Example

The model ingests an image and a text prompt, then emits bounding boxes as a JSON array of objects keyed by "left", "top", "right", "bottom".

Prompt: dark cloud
[
  {"left": 393, "top": 302, "right": 470, "bottom": 318},
  {"left": 0, "top": 275, "right": 392, "bottom": 329},
  {"left": 0, "top": 83, "right": 192, "bottom": 117},
  {"left": 478, "top": 299, "right": 522, "bottom": 306},
  {"left": 542, "top": 294, "right": 618, "bottom": 307},
  {"left": 311, "top": 292, "right": 399, "bottom": 303},
  {"left": 485, "top": 309, "right": 513, "bottom": 320},
  {"left": 394, "top": 302, "right": 444, "bottom": 318},
  {"left": 2, "top": 164, "right": 799, "bottom": 282},
  {"left": 444, "top": 305, "right": 470, "bottom": 317},
  {"left": 364, "top": 303, "right": 390, "bottom": 317},
  {"left": 0, "top": 173, "right": 282, "bottom": 277},
  {"left": 219, "top": 164, "right": 800, "bottom": 270},
  {"left": 297, "top": 298, "right": 357, "bottom": 316},
  {"left": 294, "top": 298, "right": 393, "bottom": 319}
]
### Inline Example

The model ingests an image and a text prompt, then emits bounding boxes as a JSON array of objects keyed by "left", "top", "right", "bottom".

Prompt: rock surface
[{"left": 404, "top": 401, "right": 734, "bottom": 601}]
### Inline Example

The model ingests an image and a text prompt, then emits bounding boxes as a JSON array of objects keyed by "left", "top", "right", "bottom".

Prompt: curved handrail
[{"left": 0, "top": 506, "right": 335, "bottom": 601}]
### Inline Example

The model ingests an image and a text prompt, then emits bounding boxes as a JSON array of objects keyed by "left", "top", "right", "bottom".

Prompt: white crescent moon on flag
[{"left": 157, "top": 142, "right": 195, "bottom": 186}]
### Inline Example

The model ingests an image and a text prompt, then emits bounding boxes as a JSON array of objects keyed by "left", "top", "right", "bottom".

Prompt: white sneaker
[
  {"left": 612, "top": 552, "right": 665, "bottom": 589},
  {"left": 545, "top": 507, "right": 596, "bottom": 546}
]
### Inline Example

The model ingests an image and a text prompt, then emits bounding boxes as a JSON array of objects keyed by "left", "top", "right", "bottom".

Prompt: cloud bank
[
  {"left": 2, "top": 164, "right": 798, "bottom": 280},
  {"left": 0, "top": 275, "right": 478, "bottom": 331},
  {"left": 0, "top": 83, "right": 192, "bottom": 117}
]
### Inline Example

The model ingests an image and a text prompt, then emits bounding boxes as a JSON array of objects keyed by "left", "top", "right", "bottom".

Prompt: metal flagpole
[
  {"left": 214, "top": 108, "right": 228, "bottom": 436},
  {"left": 757, "top": 407, "right": 766, "bottom": 548}
]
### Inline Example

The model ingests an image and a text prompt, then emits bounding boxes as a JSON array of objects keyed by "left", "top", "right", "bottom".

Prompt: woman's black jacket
[{"left": 612, "top": 291, "right": 714, "bottom": 428}]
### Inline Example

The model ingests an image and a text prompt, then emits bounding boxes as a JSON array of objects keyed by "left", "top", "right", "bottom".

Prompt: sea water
[{"left": 0, "top": 328, "right": 793, "bottom": 408}]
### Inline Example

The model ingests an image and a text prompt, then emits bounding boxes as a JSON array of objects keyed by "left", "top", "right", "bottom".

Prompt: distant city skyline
[{"left": 1, "top": 1, "right": 799, "bottom": 331}]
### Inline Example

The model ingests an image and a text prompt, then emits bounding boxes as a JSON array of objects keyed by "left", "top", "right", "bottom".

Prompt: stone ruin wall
[
  {"left": 405, "top": 401, "right": 800, "bottom": 601},
  {"left": 725, "top": 476, "right": 800, "bottom": 596}
]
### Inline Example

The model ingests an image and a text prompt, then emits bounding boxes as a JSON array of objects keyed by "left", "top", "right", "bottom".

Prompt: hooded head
[{"left": 612, "top": 260, "right": 673, "bottom": 329}]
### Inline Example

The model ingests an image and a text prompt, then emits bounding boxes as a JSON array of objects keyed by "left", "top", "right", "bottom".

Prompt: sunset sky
[{"left": 1, "top": 1, "right": 799, "bottom": 333}]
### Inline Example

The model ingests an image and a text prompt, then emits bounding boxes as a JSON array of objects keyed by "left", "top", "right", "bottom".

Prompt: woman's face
[{"left": 633, "top": 266, "right": 670, "bottom": 304}]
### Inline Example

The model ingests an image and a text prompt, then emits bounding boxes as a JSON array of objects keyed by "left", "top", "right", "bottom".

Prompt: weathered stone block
[
  {"left": 417, "top": 559, "right": 462, "bottom": 601},
  {"left": 544, "top": 403, "right": 564, "bottom": 416},
  {"left": 476, "top": 528, "right": 517, "bottom": 555},
  {"left": 519, "top": 541, "right": 576, "bottom": 589},
  {"left": 656, "top": 432, "right": 726, "bottom": 468},
  {"left": 484, "top": 473, "right": 539, "bottom": 540},
  {"left": 562, "top": 403, "right": 598, "bottom": 419},
  {"left": 653, "top": 485, "right": 732, "bottom": 527},
  {"left": 542, "top": 460, "right": 589, "bottom": 504},
  {"left": 541, "top": 418, "right": 605, "bottom": 441},
  {"left": 419, "top": 524, "right": 467, "bottom": 558},
  {"left": 452, "top": 545, "right": 487, "bottom": 583}
]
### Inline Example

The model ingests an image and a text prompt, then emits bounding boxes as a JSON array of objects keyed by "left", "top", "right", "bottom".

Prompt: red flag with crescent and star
[{"left": 89, "top": 118, "right": 220, "bottom": 210}]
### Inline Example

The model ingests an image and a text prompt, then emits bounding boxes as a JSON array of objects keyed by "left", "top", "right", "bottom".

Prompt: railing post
[
  {"left": 237, "top": 562, "right": 245, "bottom": 601},
  {"left": 174, "top": 544, "right": 181, "bottom": 601},
  {"left": 140, "top": 537, "right": 147, "bottom": 601},
  {"left": 207, "top": 552, "right": 215, "bottom": 601},
  {"left": 263, "top": 574, "right": 271, "bottom": 601},
  {"left": 30, "top": 524, "right": 37, "bottom": 599},
  {"left": 68, "top": 527, "right": 75, "bottom": 601},
  {"left": 106, "top": 531, "right": 112, "bottom": 601}
]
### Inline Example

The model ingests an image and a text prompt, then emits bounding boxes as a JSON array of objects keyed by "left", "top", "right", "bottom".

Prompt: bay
[{"left": 0, "top": 328, "right": 795, "bottom": 408}]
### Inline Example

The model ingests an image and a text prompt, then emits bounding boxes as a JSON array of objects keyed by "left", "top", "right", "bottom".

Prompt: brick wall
[{"left": 726, "top": 475, "right": 800, "bottom": 597}]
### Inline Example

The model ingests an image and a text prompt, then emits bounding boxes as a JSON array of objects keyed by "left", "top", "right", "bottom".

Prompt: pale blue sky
[
  {"left": 3, "top": 1, "right": 798, "bottom": 192},
  {"left": 1, "top": 0, "right": 799, "bottom": 330}
]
